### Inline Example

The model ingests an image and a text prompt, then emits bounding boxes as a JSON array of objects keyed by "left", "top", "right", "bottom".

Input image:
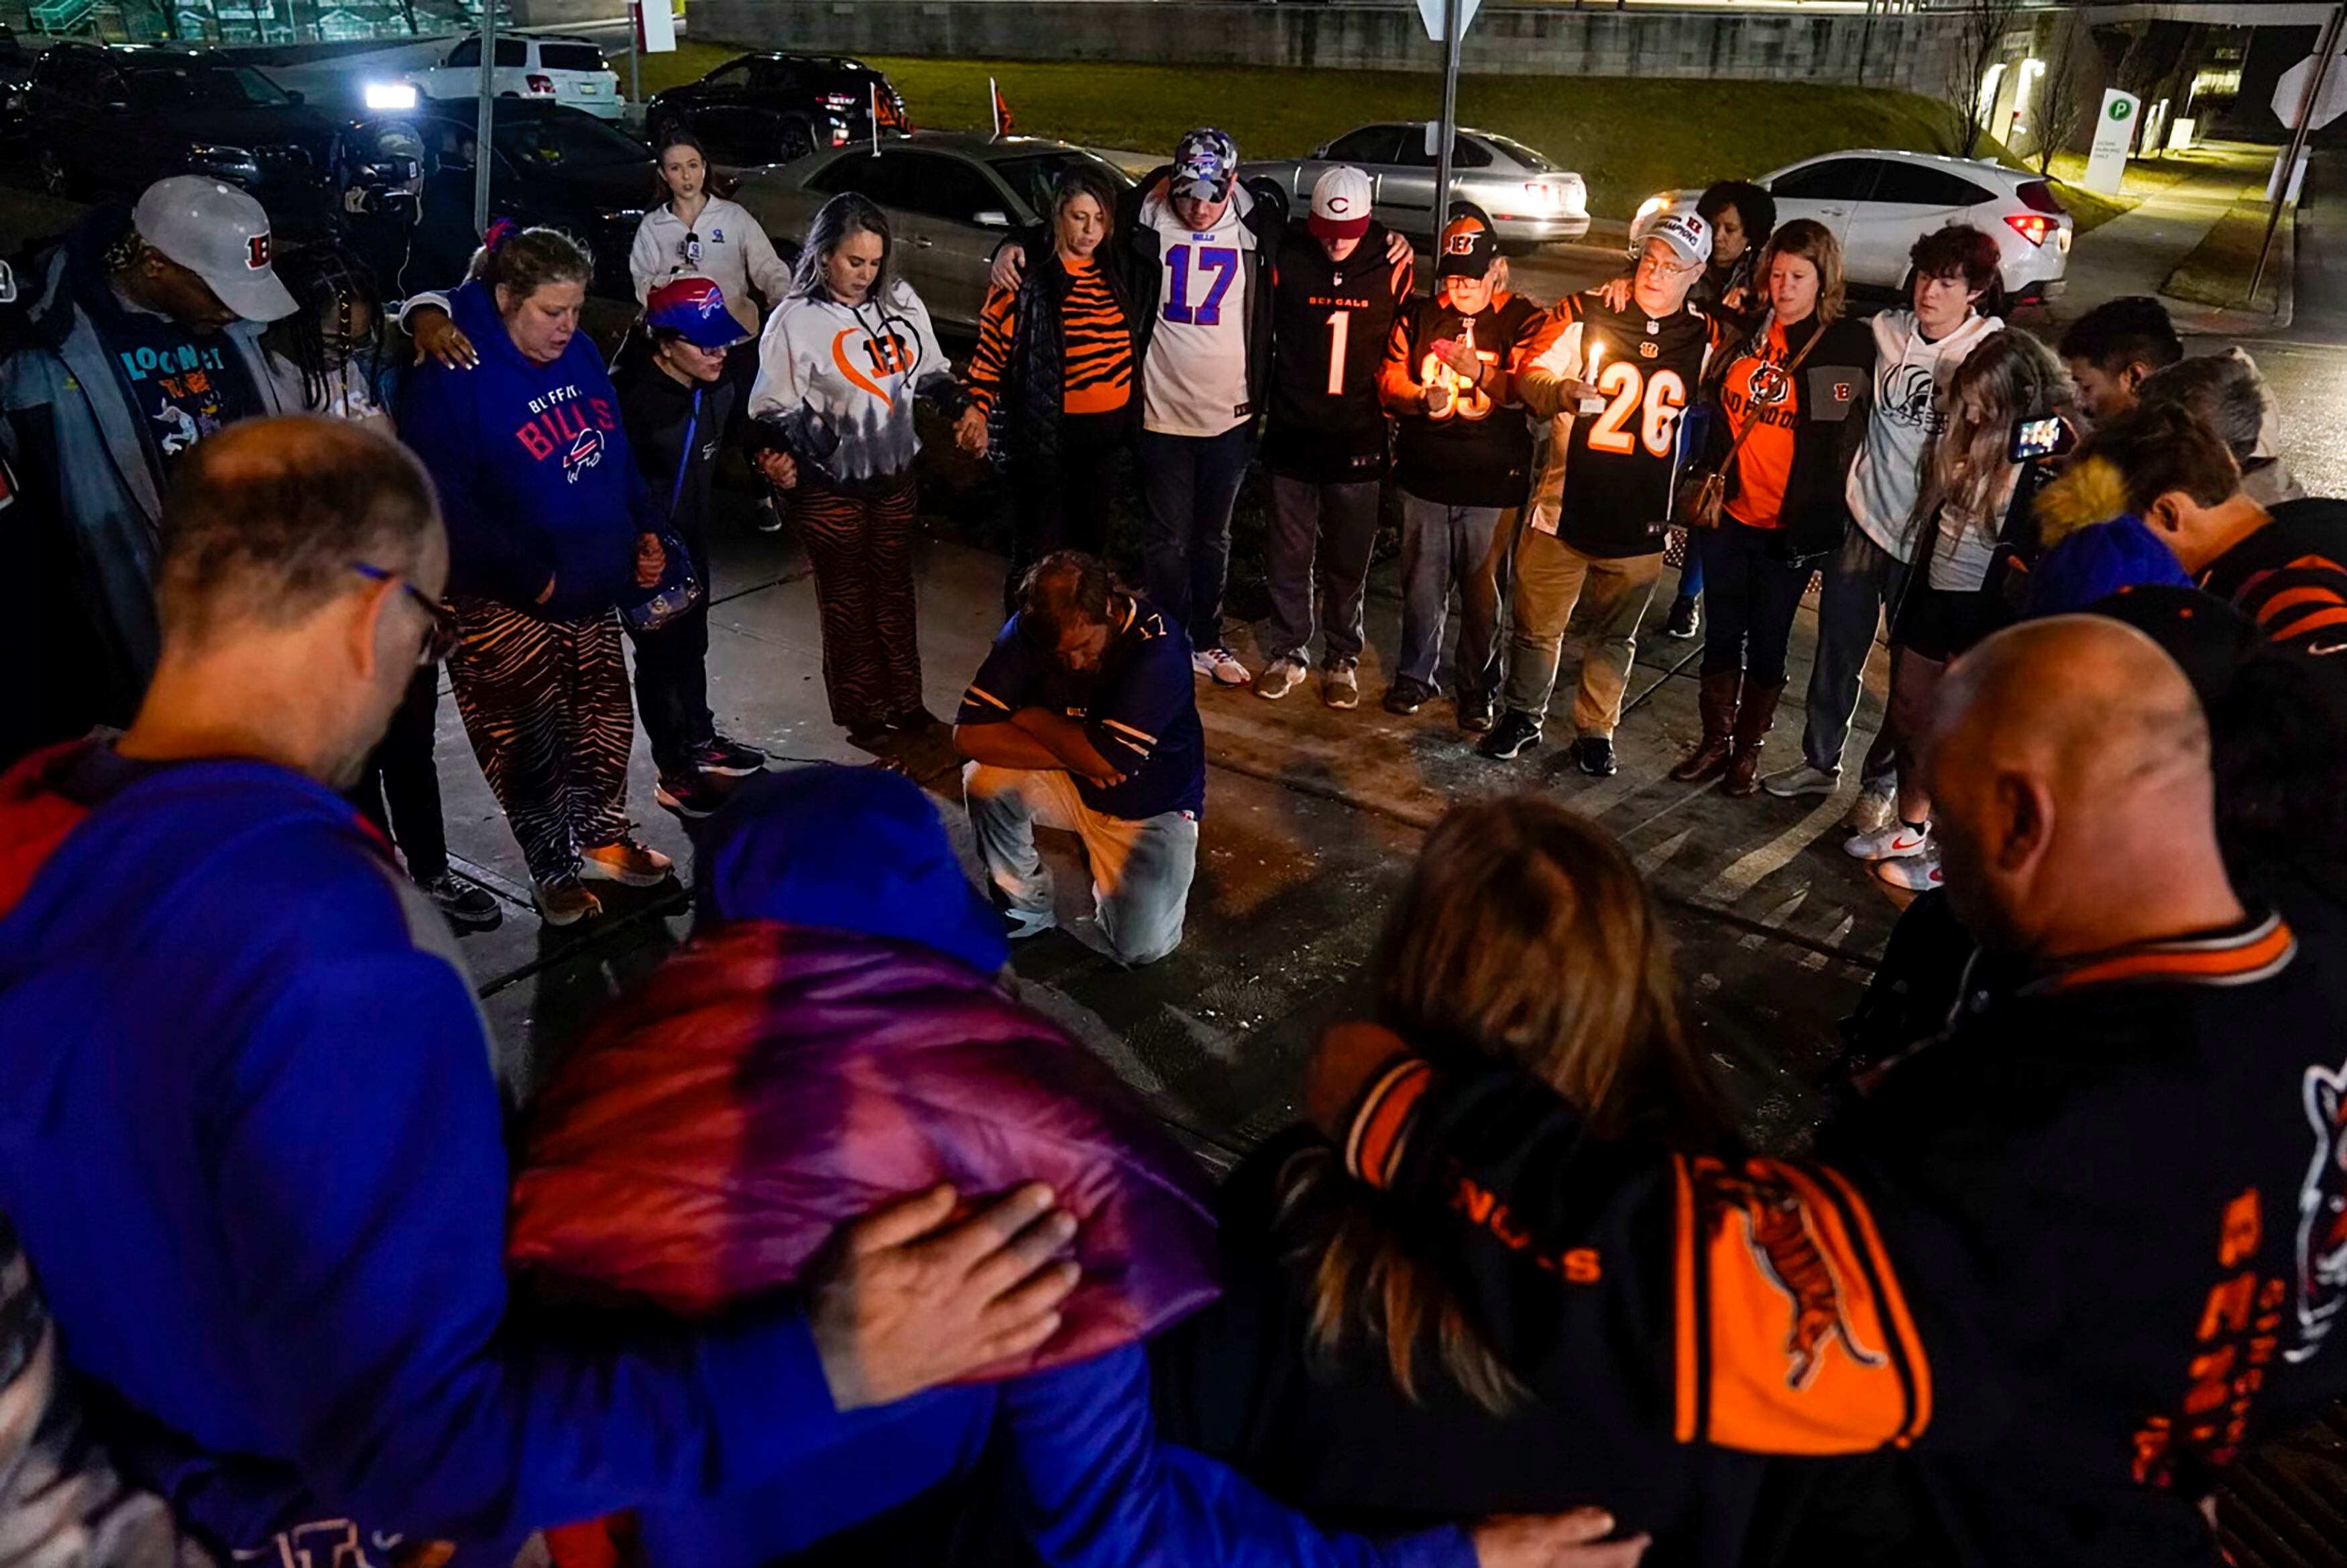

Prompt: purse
[{"left": 1674, "top": 316, "right": 1825, "bottom": 531}]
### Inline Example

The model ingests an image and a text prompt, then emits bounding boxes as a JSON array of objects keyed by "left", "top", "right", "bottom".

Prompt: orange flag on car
[{"left": 991, "top": 76, "right": 1014, "bottom": 139}]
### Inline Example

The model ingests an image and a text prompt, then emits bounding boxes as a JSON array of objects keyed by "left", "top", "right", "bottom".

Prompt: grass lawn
[{"left": 633, "top": 42, "right": 2057, "bottom": 224}]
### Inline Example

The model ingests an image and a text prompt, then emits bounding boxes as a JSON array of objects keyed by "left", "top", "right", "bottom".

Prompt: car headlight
[
  {"left": 599, "top": 208, "right": 647, "bottom": 227},
  {"left": 187, "top": 143, "right": 260, "bottom": 180},
  {"left": 364, "top": 80, "right": 418, "bottom": 111},
  {"left": 1633, "top": 192, "right": 1670, "bottom": 226}
]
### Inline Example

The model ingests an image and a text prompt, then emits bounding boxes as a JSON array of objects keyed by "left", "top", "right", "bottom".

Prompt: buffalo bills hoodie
[{"left": 400, "top": 280, "right": 660, "bottom": 620}]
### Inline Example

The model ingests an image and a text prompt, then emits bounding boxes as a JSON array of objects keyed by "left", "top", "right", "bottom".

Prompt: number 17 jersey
[{"left": 1525, "top": 294, "right": 1727, "bottom": 558}]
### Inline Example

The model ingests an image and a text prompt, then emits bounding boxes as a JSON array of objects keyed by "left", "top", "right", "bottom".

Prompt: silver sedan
[{"left": 1242, "top": 123, "right": 1589, "bottom": 247}]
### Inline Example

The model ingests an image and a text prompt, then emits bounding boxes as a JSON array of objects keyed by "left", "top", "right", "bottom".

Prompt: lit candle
[{"left": 1578, "top": 334, "right": 1605, "bottom": 414}]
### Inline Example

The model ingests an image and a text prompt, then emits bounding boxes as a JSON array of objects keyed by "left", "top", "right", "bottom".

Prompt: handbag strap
[{"left": 1714, "top": 315, "right": 1827, "bottom": 483}]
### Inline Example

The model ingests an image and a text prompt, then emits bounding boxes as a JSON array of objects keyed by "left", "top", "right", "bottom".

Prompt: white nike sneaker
[
  {"left": 1874, "top": 847, "right": 1943, "bottom": 892},
  {"left": 1845, "top": 821, "right": 1932, "bottom": 862},
  {"left": 1193, "top": 646, "right": 1252, "bottom": 686}
]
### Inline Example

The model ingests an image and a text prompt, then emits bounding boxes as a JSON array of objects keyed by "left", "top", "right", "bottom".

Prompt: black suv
[
  {"left": 25, "top": 44, "right": 338, "bottom": 215},
  {"left": 645, "top": 53, "right": 907, "bottom": 168}
]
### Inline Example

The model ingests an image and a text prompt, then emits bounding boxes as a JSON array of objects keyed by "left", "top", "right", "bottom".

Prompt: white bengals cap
[
  {"left": 1647, "top": 210, "right": 1713, "bottom": 268},
  {"left": 131, "top": 176, "right": 298, "bottom": 323},
  {"left": 1308, "top": 166, "right": 1375, "bottom": 242}
]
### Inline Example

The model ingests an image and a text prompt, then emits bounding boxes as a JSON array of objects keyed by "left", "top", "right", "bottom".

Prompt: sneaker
[
  {"left": 1193, "top": 646, "right": 1251, "bottom": 686},
  {"left": 1570, "top": 734, "right": 1618, "bottom": 777},
  {"left": 1457, "top": 691, "right": 1495, "bottom": 734},
  {"left": 1843, "top": 773, "right": 1899, "bottom": 835},
  {"left": 1479, "top": 709, "right": 1544, "bottom": 760},
  {"left": 536, "top": 877, "right": 602, "bottom": 927},
  {"left": 1322, "top": 658, "right": 1360, "bottom": 710},
  {"left": 656, "top": 769, "right": 729, "bottom": 821},
  {"left": 693, "top": 734, "right": 767, "bottom": 776},
  {"left": 1874, "top": 849, "right": 1943, "bottom": 892},
  {"left": 1665, "top": 593, "right": 1701, "bottom": 640},
  {"left": 1845, "top": 821, "right": 1931, "bottom": 863},
  {"left": 1254, "top": 655, "right": 1308, "bottom": 701},
  {"left": 1763, "top": 762, "right": 1841, "bottom": 800},
  {"left": 884, "top": 708, "right": 940, "bottom": 733},
  {"left": 580, "top": 835, "right": 675, "bottom": 887},
  {"left": 1383, "top": 678, "right": 1434, "bottom": 716},
  {"left": 1005, "top": 906, "right": 1055, "bottom": 941},
  {"left": 417, "top": 870, "right": 502, "bottom": 932},
  {"left": 754, "top": 495, "right": 786, "bottom": 534}
]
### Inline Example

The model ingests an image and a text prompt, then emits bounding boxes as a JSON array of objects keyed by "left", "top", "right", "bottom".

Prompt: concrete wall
[{"left": 691, "top": 1, "right": 1978, "bottom": 93}]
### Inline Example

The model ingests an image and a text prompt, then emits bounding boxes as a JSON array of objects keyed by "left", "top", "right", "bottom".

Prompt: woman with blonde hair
[
  {"left": 1157, "top": 794, "right": 1754, "bottom": 1567},
  {"left": 1867, "top": 328, "right": 2075, "bottom": 894}
]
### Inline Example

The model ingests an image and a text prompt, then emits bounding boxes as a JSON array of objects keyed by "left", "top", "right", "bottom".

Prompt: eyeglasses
[{"left": 351, "top": 561, "right": 459, "bottom": 666}]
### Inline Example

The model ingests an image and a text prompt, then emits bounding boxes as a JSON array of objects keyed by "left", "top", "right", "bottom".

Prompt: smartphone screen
[{"left": 2010, "top": 415, "right": 2074, "bottom": 463}]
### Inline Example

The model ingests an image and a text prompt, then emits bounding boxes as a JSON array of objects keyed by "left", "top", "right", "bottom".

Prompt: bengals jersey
[
  {"left": 1261, "top": 225, "right": 1411, "bottom": 484},
  {"left": 1521, "top": 294, "right": 1729, "bottom": 558},
  {"left": 1379, "top": 289, "right": 1546, "bottom": 509}
]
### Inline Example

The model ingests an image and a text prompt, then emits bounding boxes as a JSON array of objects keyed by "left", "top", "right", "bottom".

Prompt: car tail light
[
  {"left": 820, "top": 93, "right": 859, "bottom": 109},
  {"left": 831, "top": 126, "right": 850, "bottom": 147},
  {"left": 526, "top": 73, "right": 554, "bottom": 96},
  {"left": 1524, "top": 182, "right": 1554, "bottom": 208},
  {"left": 2005, "top": 212, "right": 2051, "bottom": 247},
  {"left": 2015, "top": 179, "right": 2065, "bottom": 215}
]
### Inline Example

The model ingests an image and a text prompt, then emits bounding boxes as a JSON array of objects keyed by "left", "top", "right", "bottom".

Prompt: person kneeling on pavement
[
  {"left": 614, "top": 275, "right": 772, "bottom": 821},
  {"left": 956, "top": 551, "right": 1203, "bottom": 967}
]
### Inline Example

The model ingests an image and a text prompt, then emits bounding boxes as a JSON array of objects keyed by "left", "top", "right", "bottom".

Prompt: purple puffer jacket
[{"left": 508, "top": 920, "right": 1219, "bottom": 1379}]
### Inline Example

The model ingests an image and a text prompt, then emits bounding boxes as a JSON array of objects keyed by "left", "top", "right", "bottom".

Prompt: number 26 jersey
[{"left": 1524, "top": 294, "right": 1727, "bottom": 558}]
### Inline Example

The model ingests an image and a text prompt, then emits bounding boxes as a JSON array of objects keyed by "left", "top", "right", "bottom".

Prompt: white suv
[
  {"left": 410, "top": 34, "right": 623, "bottom": 122},
  {"left": 1631, "top": 149, "right": 2073, "bottom": 304}
]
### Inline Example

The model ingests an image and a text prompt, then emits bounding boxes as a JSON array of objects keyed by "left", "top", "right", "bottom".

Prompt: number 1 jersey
[
  {"left": 1261, "top": 229, "right": 1411, "bottom": 484},
  {"left": 1524, "top": 294, "right": 1727, "bottom": 558}
]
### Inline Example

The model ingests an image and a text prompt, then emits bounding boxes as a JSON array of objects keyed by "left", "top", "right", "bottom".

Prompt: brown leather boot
[
  {"left": 1669, "top": 669, "right": 1742, "bottom": 783},
  {"left": 1723, "top": 678, "right": 1787, "bottom": 798}
]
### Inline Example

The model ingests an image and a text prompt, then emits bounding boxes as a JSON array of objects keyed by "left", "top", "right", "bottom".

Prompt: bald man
[
  {"left": 0, "top": 417, "right": 1078, "bottom": 1565},
  {"left": 1298, "top": 615, "right": 2347, "bottom": 1565}
]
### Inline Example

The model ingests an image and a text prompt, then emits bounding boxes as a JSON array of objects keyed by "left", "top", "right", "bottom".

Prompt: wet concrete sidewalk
[{"left": 430, "top": 486, "right": 1898, "bottom": 1164}]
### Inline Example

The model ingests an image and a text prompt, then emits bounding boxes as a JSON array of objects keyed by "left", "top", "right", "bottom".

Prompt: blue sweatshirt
[
  {"left": 0, "top": 745, "right": 852, "bottom": 1559},
  {"left": 398, "top": 280, "right": 660, "bottom": 620}
]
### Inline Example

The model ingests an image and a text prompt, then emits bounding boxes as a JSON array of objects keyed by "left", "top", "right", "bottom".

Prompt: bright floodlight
[{"left": 365, "top": 81, "right": 420, "bottom": 111}]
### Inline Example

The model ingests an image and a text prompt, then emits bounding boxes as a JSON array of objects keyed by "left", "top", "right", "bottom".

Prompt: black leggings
[
  {"left": 1006, "top": 410, "right": 1127, "bottom": 603},
  {"left": 353, "top": 666, "right": 449, "bottom": 883}
]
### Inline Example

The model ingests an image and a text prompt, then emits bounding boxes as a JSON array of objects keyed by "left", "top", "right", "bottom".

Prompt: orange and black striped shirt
[
  {"left": 963, "top": 253, "right": 1133, "bottom": 420},
  {"left": 2199, "top": 497, "right": 2347, "bottom": 658}
]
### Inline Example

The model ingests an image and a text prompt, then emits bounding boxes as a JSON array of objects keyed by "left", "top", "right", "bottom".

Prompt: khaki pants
[
  {"left": 1501, "top": 529, "right": 1664, "bottom": 735},
  {"left": 963, "top": 762, "right": 1199, "bottom": 967}
]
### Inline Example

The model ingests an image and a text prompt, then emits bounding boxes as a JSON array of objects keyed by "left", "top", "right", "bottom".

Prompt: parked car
[
  {"left": 1628, "top": 148, "right": 2073, "bottom": 304},
  {"left": 409, "top": 33, "right": 622, "bottom": 123},
  {"left": 645, "top": 52, "right": 909, "bottom": 168},
  {"left": 23, "top": 44, "right": 339, "bottom": 217},
  {"left": 371, "top": 99, "right": 657, "bottom": 298},
  {"left": 730, "top": 132, "right": 1131, "bottom": 330},
  {"left": 1241, "top": 122, "right": 1589, "bottom": 247}
]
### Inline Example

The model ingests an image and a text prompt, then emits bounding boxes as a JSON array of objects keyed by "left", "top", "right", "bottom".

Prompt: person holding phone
[{"left": 1861, "top": 328, "right": 2073, "bottom": 892}]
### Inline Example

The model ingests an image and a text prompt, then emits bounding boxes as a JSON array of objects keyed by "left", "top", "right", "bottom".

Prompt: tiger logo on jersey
[
  {"left": 1705, "top": 1166, "right": 1890, "bottom": 1390},
  {"left": 2287, "top": 1057, "right": 2347, "bottom": 1364}
]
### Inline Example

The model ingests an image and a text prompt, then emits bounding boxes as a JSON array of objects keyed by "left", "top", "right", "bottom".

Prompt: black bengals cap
[{"left": 1436, "top": 201, "right": 1498, "bottom": 280}]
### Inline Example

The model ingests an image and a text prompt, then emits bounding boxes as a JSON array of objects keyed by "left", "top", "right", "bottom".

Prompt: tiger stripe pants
[
  {"left": 795, "top": 480, "right": 925, "bottom": 730},
  {"left": 446, "top": 597, "right": 634, "bottom": 888}
]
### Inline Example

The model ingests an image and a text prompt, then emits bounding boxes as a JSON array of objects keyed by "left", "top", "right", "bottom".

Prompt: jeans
[
  {"left": 1136, "top": 424, "right": 1255, "bottom": 652},
  {"left": 1695, "top": 520, "right": 1809, "bottom": 686},
  {"left": 629, "top": 520, "right": 714, "bottom": 776},
  {"left": 1800, "top": 526, "right": 1912, "bottom": 775},
  {"left": 1502, "top": 530, "right": 1663, "bottom": 735},
  {"left": 353, "top": 666, "right": 449, "bottom": 882},
  {"left": 1397, "top": 496, "right": 1509, "bottom": 699},
  {"left": 1264, "top": 475, "right": 1381, "bottom": 664},
  {"left": 1678, "top": 544, "right": 1705, "bottom": 600},
  {"left": 963, "top": 762, "right": 1200, "bottom": 967}
]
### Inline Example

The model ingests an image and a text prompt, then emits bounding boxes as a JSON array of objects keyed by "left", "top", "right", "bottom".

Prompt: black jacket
[
  {"left": 1702, "top": 314, "right": 1875, "bottom": 560},
  {"left": 990, "top": 225, "right": 1141, "bottom": 473},
  {"left": 1327, "top": 886, "right": 2347, "bottom": 1567},
  {"left": 613, "top": 354, "right": 734, "bottom": 567}
]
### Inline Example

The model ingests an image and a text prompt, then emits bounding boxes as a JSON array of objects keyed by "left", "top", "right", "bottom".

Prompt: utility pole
[
  {"left": 473, "top": 0, "right": 496, "bottom": 237},
  {"left": 1434, "top": 0, "right": 1461, "bottom": 235},
  {"left": 2250, "top": 1, "right": 2344, "bottom": 304}
]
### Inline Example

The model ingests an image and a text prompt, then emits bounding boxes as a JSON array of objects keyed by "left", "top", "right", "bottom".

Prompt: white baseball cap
[
  {"left": 1309, "top": 166, "right": 1374, "bottom": 242},
  {"left": 131, "top": 176, "right": 298, "bottom": 323},
  {"left": 1647, "top": 210, "right": 1713, "bottom": 268}
]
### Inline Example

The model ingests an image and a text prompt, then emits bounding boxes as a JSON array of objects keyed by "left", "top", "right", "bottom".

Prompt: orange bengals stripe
[
  {"left": 1672, "top": 1155, "right": 1701, "bottom": 1443},
  {"left": 2267, "top": 604, "right": 2347, "bottom": 641},
  {"left": 1344, "top": 1058, "right": 1434, "bottom": 1189},
  {"left": 2250, "top": 583, "right": 2347, "bottom": 621},
  {"left": 1814, "top": 1162, "right": 1933, "bottom": 1444},
  {"left": 2051, "top": 918, "right": 2297, "bottom": 992}
]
